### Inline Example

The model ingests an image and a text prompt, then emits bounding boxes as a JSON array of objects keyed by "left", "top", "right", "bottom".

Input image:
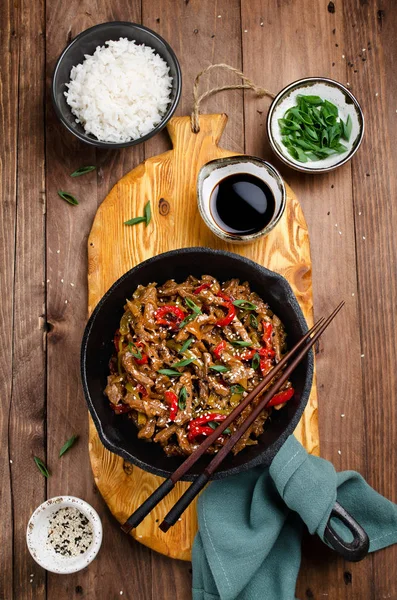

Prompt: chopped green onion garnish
[
  {"left": 59, "top": 434, "right": 78, "bottom": 457},
  {"left": 158, "top": 368, "right": 183, "bottom": 377},
  {"left": 124, "top": 216, "right": 147, "bottom": 226},
  {"left": 179, "top": 338, "right": 193, "bottom": 353},
  {"left": 178, "top": 386, "right": 187, "bottom": 409},
  {"left": 209, "top": 365, "right": 231, "bottom": 373},
  {"left": 250, "top": 314, "right": 258, "bottom": 329},
  {"left": 233, "top": 300, "right": 257, "bottom": 310},
  {"left": 231, "top": 340, "right": 253, "bottom": 347},
  {"left": 231, "top": 384, "right": 245, "bottom": 395},
  {"left": 185, "top": 298, "right": 201, "bottom": 314},
  {"left": 172, "top": 358, "right": 195, "bottom": 368},
  {"left": 252, "top": 353, "right": 260, "bottom": 370}
]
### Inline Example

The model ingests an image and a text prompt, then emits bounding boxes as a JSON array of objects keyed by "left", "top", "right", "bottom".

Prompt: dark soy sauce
[{"left": 210, "top": 173, "right": 276, "bottom": 236}]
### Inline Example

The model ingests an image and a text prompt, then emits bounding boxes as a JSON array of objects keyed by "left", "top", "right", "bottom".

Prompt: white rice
[{"left": 64, "top": 38, "right": 173, "bottom": 143}]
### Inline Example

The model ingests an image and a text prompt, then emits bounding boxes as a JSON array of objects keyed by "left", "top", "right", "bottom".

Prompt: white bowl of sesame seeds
[{"left": 26, "top": 496, "right": 102, "bottom": 574}]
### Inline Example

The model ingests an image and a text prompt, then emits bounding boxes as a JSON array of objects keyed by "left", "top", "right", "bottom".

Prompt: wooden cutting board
[{"left": 87, "top": 114, "right": 319, "bottom": 561}]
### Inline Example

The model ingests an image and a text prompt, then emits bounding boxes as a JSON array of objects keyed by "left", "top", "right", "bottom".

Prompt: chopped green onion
[
  {"left": 128, "top": 342, "right": 142, "bottom": 360},
  {"left": 158, "top": 368, "right": 183, "bottom": 377},
  {"left": 185, "top": 298, "right": 201, "bottom": 314},
  {"left": 250, "top": 314, "right": 258, "bottom": 329},
  {"left": 209, "top": 365, "right": 231, "bottom": 373},
  {"left": 172, "top": 358, "right": 195, "bottom": 368},
  {"left": 178, "top": 386, "right": 187, "bottom": 410},
  {"left": 70, "top": 165, "right": 96, "bottom": 177},
  {"left": 144, "top": 201, "right": 151, "bottom": 226},
  {"left": 252, "top": 353, "right": 260, "bottom": 370},
  {"left": 179, "top": 338, "right": 193, "bottom": 353},
  {"left": 124, "top": 216, "right": 147, "bottom": 226},
  {"left": 34, "top": 456, "right": 50, "bottom": 478},
  {"left": 233, "top": 300, "right": 257, "bottom": 311},
  {"left": 279, "top": 95, "right": 352, "bottom": 163},
  {"left": 231, "top": 384, "right": 245, "bottom": 395},
  {"left": 231, "top": 340, "right": 253, "bottom": 347},
  {"left": 208, "top": 422, "right": 231, "bottom": 435},
  {"left": 59, "top": 434, "right": 78, "bottom": 457},
  {"left": 58, "top": 190, "right": 78, "bottom": 206},
  {"left": 179, "top": 313, "right": 198, "bottom": 329}
]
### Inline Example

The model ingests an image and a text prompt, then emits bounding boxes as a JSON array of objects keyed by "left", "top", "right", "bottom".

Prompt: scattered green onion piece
[
  {"left": 70, "top": 165, "right": 96, "bottom": 177},
  {"left": 144, "top": 201, "right": 151, "bottom": 226},
  {"left": 59, "top": 434, "right": 78, "bottom": 458},
  {"left": 58, "top": 190, "right": 78, "bottom": 206},
  {"left": 231, "top": 340, "right": 253, "bottom": 347},
  {"left": 34, "top": 456, "right": 50, "bottom": 478},
  {"left": 124, "top": 216, "right": 147, "bottom": 226}
]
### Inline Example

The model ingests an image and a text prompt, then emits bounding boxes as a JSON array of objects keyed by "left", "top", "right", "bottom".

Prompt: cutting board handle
[{"left": 166, "top": 114, "right": 229, "bottom": 152}]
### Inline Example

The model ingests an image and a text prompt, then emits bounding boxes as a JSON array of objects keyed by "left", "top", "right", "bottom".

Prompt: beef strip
[
  {"left": 122, "top": 353, "right": 154, "bottom": 387},
  {"left": 154, "top": 424, "right": 178, "bottom": 444},
  {"left": 137, "top": 418, "right": 156, "bottom": 439},
  {"left": 104, "top": 375, "right": 124, "bottom": 405}
]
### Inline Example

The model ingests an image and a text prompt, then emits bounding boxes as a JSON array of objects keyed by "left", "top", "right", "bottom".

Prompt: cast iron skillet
[{"left": 81, "top": 247, "right": 369, "bottom": 561}]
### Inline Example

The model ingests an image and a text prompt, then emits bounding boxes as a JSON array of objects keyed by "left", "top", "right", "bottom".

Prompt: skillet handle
[{"left": 323, "top": 500, "right": 369, "bottom": 562}]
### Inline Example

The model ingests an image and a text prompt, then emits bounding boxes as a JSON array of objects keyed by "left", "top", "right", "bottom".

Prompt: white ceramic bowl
[
  {"left": 267, "top": 77, "right": 364, "bottom": 174},
  {"left": 26, "top": 496, "right": 102, "bottom": 574},
  {"left": 197, "top": 155, "right": 286, "bottom": 243}
]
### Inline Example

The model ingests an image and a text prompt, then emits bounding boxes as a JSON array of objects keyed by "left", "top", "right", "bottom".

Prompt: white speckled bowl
[
  {"left": 267, "top": 77, "right": 364, "bottom": 174},
  {"left": 26, "top": 496, "right": 102, "bottom": 574}
]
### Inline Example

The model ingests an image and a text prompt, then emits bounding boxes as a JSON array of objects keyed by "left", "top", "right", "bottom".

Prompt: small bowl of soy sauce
[{"left": 197, "top": 156, "right": 286, "bottom": 244}]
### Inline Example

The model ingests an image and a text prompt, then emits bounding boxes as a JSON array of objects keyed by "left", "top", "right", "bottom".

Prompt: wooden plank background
[{"left": 1, "top": 1, "right": 396, "bottom": 598}]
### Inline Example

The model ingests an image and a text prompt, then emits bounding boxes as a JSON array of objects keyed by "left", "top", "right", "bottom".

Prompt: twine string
[{"left": 191, "top": 63, "right": 276, "bottom": 133}]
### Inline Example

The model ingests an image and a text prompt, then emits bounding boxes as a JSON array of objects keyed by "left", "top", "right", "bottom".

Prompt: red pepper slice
[
  {"left": 189, "top": 413, "right": 227, "bottom": 428},
  {"left": 137, "top": 383, "right": 148, "bottom": 397},
  {"left": 268, "top": 387, "right": 295, "bottom": 408},
  {"left": 213, "top": 340, "right": 228, "bottom": 358},
  {"left": 187, "top": 424, "right": 215, "bottom": 443},
  {"left": 262, "top": 321, "right": 273, "bottom": 342},
  {"left": 154, "top": 305, "right": 186, "bottom": 328},
  {"left": 259, "top": 358, "right": 273, "bottom": 376},
  {"left": 193, "top": 283, "right": 211, "bottom": 294},
  {"left": 261, "top": 322, "right": 275, "bottom": 358},
  {"left": 216, "top": 292, "right": 236, "bottom": 327},
  {"left": 164, "top": 390, "right": 179, "bottom": 421},
  {"left": 240, "top": 348, "right": 256, "bottom": 361},
  {"left": 133, "top": 341, "right": 148, "bottom": 365},
  {"left": 110, "top": 403, "right": 132, "bottom": 414}
]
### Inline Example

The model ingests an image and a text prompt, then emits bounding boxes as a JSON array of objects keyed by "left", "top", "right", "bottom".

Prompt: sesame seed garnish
[
  {"left": 338, "top": 450, "right": 342, "bottom": 455},
  {"left": 56, "top": 250, "right": 60, "bottom": 254},
  {"left": 341, "top": 414, "right": 345, "bottom": 418},
  {"left": 61, "top": 279, "right": 64, "bottom": 283}
]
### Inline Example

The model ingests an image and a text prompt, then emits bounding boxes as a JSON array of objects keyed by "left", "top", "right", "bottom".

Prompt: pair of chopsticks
[{"left": 122, "top": 301, "right": 344, "bottom": 535}]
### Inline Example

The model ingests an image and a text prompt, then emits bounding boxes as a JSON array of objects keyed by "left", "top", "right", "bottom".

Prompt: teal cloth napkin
[{"left": 192, "top": 435, "right": 397, "bottom": 600}]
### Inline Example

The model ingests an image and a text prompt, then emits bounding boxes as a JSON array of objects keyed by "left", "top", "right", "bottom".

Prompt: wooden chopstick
[
  {"left": 121, "top": 315, "right": 326, "bottom": 534},
  {"left": 159, "top": 301, "right": 344, "bottom": 532}
]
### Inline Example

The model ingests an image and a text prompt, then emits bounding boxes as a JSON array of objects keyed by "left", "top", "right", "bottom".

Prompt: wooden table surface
[{"left": 1, "top": 1, "right": 396, "bottom": 598}]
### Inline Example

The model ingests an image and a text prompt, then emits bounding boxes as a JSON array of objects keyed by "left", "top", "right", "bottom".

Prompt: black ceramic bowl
[
  {"left": 52, "top": 22, "right": 181, "bottom": 149},
  {"left": 81, "top": 248, "right": 313, "bottom": 481}
]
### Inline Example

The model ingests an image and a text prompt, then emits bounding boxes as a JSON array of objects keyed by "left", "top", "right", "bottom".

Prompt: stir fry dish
[{"left": 104, "top": 276, "right": 295, "bottom": 456}]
